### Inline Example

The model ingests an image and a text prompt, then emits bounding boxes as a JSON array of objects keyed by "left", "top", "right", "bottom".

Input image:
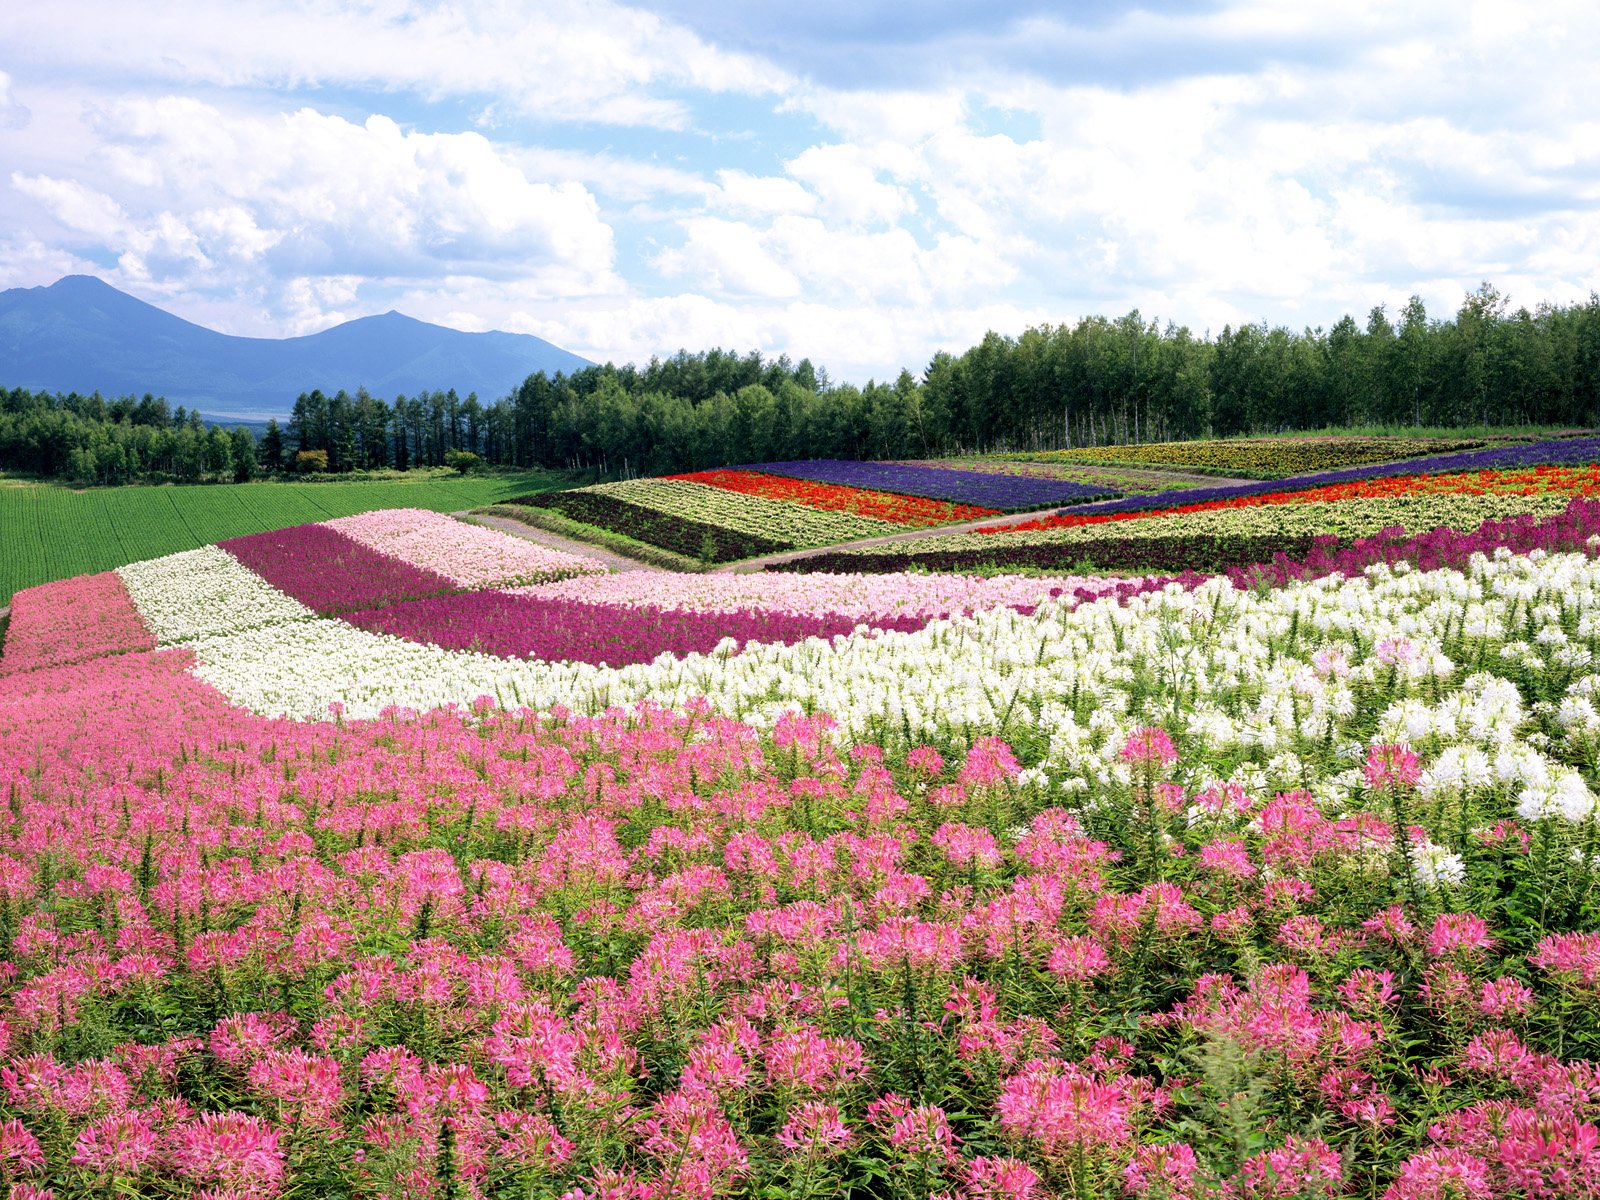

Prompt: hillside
[{"left": 0, "top": 276, "right": 593, "bottom": 420}]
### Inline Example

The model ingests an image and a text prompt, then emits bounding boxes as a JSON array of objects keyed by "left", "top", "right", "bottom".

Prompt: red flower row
[
  {"left": 981, "top": 466, "right": 1600, "bottom": 536},
  {"left": 669, "top": 470, "right": 1000, "bottom": 527}
]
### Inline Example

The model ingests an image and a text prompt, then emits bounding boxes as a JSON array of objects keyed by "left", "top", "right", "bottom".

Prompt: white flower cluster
[
  {"left": 115, "top": 538, "right": 1600, "bottom": 841},
  {"left": 117, "top": 547, "right": 316, "bottom": 644}
]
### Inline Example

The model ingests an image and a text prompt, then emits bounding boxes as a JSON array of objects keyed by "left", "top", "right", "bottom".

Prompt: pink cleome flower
[{"left": 1120, "top": 727, "right": 1179, "bottom": 770}]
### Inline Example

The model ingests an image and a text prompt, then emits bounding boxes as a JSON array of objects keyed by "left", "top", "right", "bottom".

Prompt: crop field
[
  {"left": 1020, "top": 434, "right": 1493, "bottom": 478},
  {"left": 0, "top": 470, "right": 565, "bottom": 606},
  {"left": 904, "top": 458, "right": 1240, "bottom": 494},
  {"left": 506, "top": 460, "right": 1120, "bottom": 563},
  {"left": 8, "top": 439, "right": 1600, "bottom": 1197}
]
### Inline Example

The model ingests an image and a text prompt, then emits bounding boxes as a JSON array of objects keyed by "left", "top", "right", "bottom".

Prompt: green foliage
[
  {"left": 444, "top": 448, "right": 483, "bottom": 474},
  {"left": 6, "top": 283, "right": 1598, "bottom": 490},
  {"left": 294, "top": 448, "right": 330, "bottom": 474}
]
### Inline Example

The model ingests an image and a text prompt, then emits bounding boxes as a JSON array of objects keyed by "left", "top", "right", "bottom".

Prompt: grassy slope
[{"left": 0, "top": 469, "right": 567, "bottom": 606}]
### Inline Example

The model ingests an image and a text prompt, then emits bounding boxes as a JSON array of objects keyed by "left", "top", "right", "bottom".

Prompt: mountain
[{"left": 0, "top": 276, "right": 594, "bottom": 421}]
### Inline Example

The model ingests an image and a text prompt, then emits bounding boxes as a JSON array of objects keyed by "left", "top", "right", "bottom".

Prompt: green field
[{"left": 0, "top": 470, "right": 567, "bottom": 606}]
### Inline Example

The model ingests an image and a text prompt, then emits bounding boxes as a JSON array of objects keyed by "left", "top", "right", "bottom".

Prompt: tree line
[{"left": 3, "top": 284, "right": 1598, "bottom": 485}]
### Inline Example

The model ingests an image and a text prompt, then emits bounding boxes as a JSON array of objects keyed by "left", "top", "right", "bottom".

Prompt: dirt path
[{"left": 454, "top": 512, "right": 664, "bottom": 573}]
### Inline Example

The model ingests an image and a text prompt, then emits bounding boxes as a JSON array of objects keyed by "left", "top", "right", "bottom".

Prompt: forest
[{"left": 3, "top": 284, "right": 1598, "bottom": 484}]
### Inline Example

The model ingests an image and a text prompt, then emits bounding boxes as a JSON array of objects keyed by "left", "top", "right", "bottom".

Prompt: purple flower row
[
  {"left": 1228, "top": 495, "right": 1600, "bottom": 590},
  {"left": 219, "top": 524, "right": 459, "bottom": 616},
  {"left": 740, "top": 460, "right": 1116, "bottom": 511},
  {"left": 341, "top": 590, "right": 931, "bottom": 667},
  {"left": 1070, "top": 435, "right": 1600, "bottom": 517}
]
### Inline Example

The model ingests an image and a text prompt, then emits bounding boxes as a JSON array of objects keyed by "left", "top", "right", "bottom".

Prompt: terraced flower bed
[
  {"left": 345, "top": 590, "right": 929, "bottom": 665},
  {"left": 4, "top": 433, "right": 1600, "bottom": 1199},
  {"left": 766, "top": 531, "right": 1329, "bottom": 575},
  {"left": 745, "top": 458, "right": 1117, "bottom": 509},
  {"left": 782, "top": 465, "right": 1600, "bottom": 574},
  {"left": 592, "top": 478, "right": 903, "bottom": 545},
  {"left": 506, "top": 488, "right": 795, "bottom": 562},
  {"left": 904, "top": 458, "right": 1230, "bottom": 494},
  {"left": 666, "top": 468, "right": 998, "bottom": 526},
  {"left": 1029, "top": 435, "right": 1488, "bottom": 476},
  {"left": 1048, "top": 435, "right": 1600, "bottom": 516}
]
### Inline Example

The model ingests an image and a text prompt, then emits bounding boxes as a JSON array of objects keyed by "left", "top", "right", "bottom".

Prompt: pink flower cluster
[
  {"left": 327, "top": 508, "right": 607, "bottom": 587},
  {"left": 0, "top": 572, "right": 153, "bottom": 676}
]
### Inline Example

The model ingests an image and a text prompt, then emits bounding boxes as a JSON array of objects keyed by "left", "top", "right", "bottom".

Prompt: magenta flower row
[
  {"left": 219, "top": 523, "right": 460, "bottom": 616},
  {"left": 342, "top": 589, "right": 930, "bottom": 666}
]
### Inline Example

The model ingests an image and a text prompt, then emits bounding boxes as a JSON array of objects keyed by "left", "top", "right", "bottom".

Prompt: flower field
[
  {"left": 664, "top": 470, "right": 998, "bottom": 527},
  {"left": 8, "top": 442, "right": 1600, "bottom": 1198},
  {"left": 1030, "top": 436, "right": 1491, "bottom": 478},
  {"left": 507, "top": 461, "right": 1123, "bottom": 566},
  {"left": 742, "top": 460, "right": 1116, "bottom": 510},
  {"left": 782, "top": 459, "right": 1600, "bottom": 575}
]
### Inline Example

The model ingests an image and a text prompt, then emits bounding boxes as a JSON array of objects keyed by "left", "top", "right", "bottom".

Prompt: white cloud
[
  {"left": 11, "top": 97, "right": 621, "bottom": 307},
  {"left": 0, "top": 70, "right": 29, "bottom": 130},
  {"left": 711, "top": 170, "right": 815, "bottom": 218},
  {"left": 10, "top": 174, "right": 127, "bottom": 241},
  {"left": 4, "top": 0, "right": 1600, "bottom": 381},
  {"left": 0, "top": 0, "right": 790, "bottom": 130}
]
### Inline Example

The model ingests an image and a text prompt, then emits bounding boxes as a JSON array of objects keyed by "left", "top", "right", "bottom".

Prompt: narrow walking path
[{"left": 453, "top": 512, "right": 664, "bottom": 573}]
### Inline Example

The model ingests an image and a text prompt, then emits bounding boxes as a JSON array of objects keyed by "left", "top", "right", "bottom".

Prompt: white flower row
[
  {"left": 175, "top": 548, "right": 1600, "bottom": 837},
  {"left": 116, "top": 546, "right": 316, "bottom": 644},
  {"left": 514, "top": 570, "right": 1135, "bottom": 620}
]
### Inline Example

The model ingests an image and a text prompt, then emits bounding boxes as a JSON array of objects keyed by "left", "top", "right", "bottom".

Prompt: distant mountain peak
[{"left": 0, "top": 276, "right": 594, "bottom": 422}]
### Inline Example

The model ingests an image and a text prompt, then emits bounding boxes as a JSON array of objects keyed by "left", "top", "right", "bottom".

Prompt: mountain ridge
[{"left": 0, "top": 276, "right": 594, "bottom": 421}]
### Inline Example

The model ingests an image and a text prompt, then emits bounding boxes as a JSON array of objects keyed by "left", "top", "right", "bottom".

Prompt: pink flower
[
  {"left": 1460, "top": 1028, "right": 1531, "bottom": 1079},
  {"left": 965, "top": 1155, "right": 1041, "bottom": 1199},
  {"left": 776, "top": 1101, "right": 852, "bottom": 1157},
  {"left": 171, "top": 1111, "right": 285, "bottom": 1194},
  {"left": 1376, "top": 636, "right": 1421, "bottom": 666},
  {"left": 1232, "top": 1136, "right": 1342, "bottom": 1197},
  {"left": 1530, "top": 931, "right": 1600, "bottom": 987},
  {"left": 0, "top": 1118, "right": 43, "bottom": 1176},
  {"left": 765, "top": 1028, "right": 865, "bottom": 1093},
  {"left": 1365, "top": 743, "right": 1421, "bottom": 791},
  {"left": 1126, "top": 1142, "right": 1206, "bottom": 1199},
  {"left": 1381, "top": 1148, "right": 1492, "bottom": 1200},
  {"left": 906, "top": 745, "right": 945, "bottom": 776},
  {"left": 1120, "top": 727, "right": 1178, "bottom": 769},
  {"left": 1197, "top": 839, "right": 1257, "bottom": 880},
  {"left": 639, "top": 1090, "right": 747, "bottom": 1186},
  {"left": 1427, "top": 913, "right": 1496, "bottom": 958},
  {"left": 884, "top": 1103, "right": 960, "bottom": 1163},
  {"left": 209, "top": 1012, "right": 297, "bottom": 1068},
  {"left": 494, "top": 1110, "right": 575, "bottom": 1171},
  {"left": 958, "top": 737, "right": 1022, "bottom": 788},
  {"left": 1336, "top": 969, "right": 1398, "bottom": 1018},
  {"left": 71, "top": 1110, "right": 160, "bottom": 1176},
  {"left": 1477, "top": 976, "right": 1535, "bottom": 1019},
  {"left": 1048, "top": 935, "right": 1114, "bottom": 984},
  {"left": 248, "top": 1049, "right": 344, "bottom": 1124},
  {"left": 996, "top": 1059, "right": 1148, "bottom": 1154}
]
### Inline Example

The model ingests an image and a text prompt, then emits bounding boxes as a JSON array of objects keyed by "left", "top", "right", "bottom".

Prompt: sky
[{"left": 1, "top": 0, "right": 1596, "bottom": 384}]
